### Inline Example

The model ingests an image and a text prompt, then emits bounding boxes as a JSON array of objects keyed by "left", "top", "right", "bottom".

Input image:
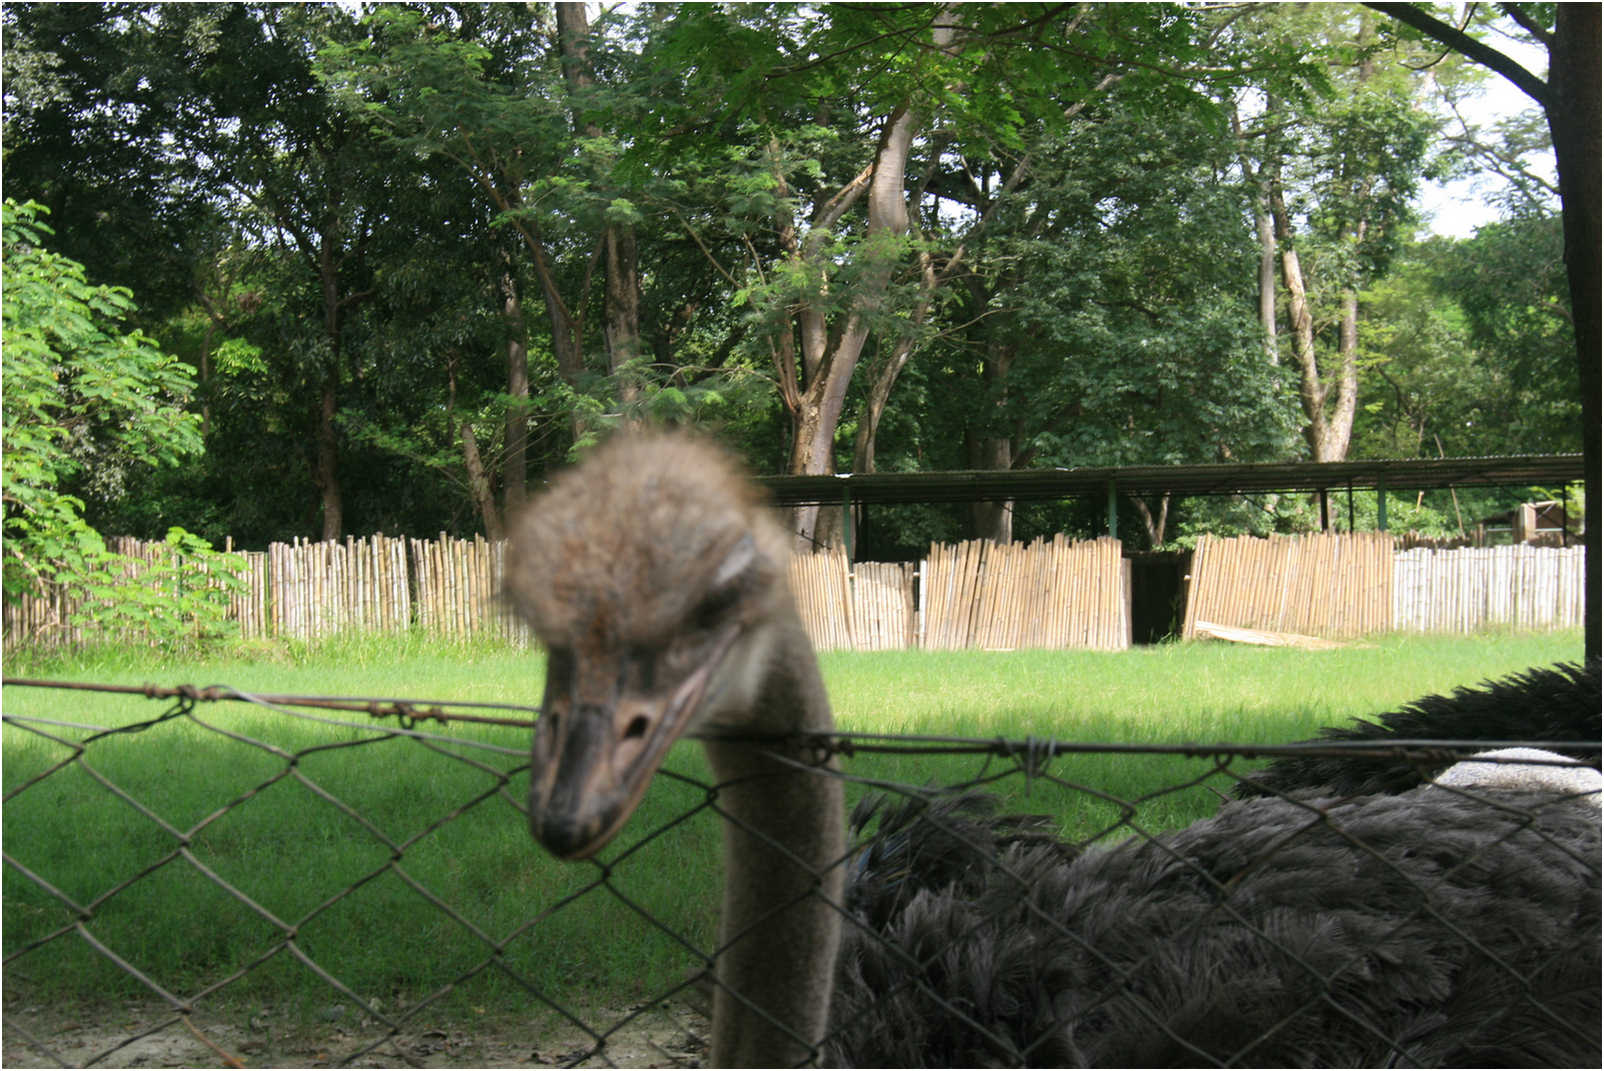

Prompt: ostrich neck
[{"left": 702, "top": 607, "right": 844, "bottom": 1068}]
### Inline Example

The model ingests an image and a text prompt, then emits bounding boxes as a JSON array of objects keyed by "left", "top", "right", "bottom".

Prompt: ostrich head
[{"left": 504, "top": 433, "right": 797, "bottom": 859}]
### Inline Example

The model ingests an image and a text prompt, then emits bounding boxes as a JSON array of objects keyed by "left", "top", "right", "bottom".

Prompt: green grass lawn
[{"left": 1, "top": 628, "right": 1585, "bottom": 1028}]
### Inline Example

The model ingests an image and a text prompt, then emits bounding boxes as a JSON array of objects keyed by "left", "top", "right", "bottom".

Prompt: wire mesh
[{"left": 2, "top": 680, "right": 1598, "bottom": 1068}]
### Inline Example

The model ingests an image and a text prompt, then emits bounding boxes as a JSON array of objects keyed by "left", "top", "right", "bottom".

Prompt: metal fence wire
[{"left": 2, "top": 680, "right": 1599, "bottom": 1069}]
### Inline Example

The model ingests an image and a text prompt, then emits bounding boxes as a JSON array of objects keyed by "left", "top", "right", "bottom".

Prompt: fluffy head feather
[{"left": 505, "top": 433, "right": 792, "bottom": 652}]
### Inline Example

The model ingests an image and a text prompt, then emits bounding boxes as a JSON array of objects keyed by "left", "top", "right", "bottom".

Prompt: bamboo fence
[
  {"left": 787, "top": 548, "right": 855, "bottom": 652},
  {"left": 1182, "top": 531, "right": 1395, "bottom": 639},
  {"left": 1, "top": 537, "right": 258, "bottom": 647},
  {"left": 1393, "top": 544, "right": 1585, "bottom": 633},
  {"left": 2, "top": 531, "right": 1584, "bottom": 651},
  {"left": 921, "top": 536, "right": 1128, "bottom": 651},
  {"left": 850, "top": 560, "right": 918, "bottom": 651},
  {"left": 267, "top": 536, "right": 414, "bottom": 639},
  {"left": 1, "top": 579, "right": 80, "bottom": 647}
]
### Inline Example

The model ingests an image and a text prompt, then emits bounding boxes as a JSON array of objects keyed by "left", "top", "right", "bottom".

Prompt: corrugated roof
[{"left": 755, "top": 454, "right": 1587, "bottom": 506}]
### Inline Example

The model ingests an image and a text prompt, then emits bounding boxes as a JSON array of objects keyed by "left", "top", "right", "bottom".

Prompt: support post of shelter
[
  {"left": 1319, "top": 488, "right": 1330, "bottom": 531},
  {"left": 1377, "top": 475, "right": 1388, "bottom": 531},
  {"left": 1106, "top": 481, "right": 1118, "bottom": 539},
  {"left": 842, "top": 485, "right": 854, "bottom": 564}
]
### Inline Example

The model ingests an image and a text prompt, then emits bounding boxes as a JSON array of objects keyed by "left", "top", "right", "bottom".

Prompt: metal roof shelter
[
  {"left": 756, "top": 454, "right": 1587, "bottom": 543},
  {"left": 756, "top": 454, "right": 1586, "bottom": 506}
]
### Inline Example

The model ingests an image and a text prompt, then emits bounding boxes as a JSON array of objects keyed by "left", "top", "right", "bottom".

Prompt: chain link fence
[{"left": 3, "top": 680, "right": 1598, "bottom": 1068}]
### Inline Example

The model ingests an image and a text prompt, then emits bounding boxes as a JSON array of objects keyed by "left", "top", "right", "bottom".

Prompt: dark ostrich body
[
  {"left": 508, "top": 432, "right": 1601, "bottom": 1069},
  {"left": 828, "top": 787, "right": 1600, "bottom": 1067},
  {"left": 1236, "top": 660, "right": 1600, "bottom": 799}
]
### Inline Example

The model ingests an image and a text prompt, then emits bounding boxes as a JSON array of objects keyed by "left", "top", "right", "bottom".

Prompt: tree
[
  {"left": 1346, "top": 236, "right": 1577, "bottom": 468},
  {"left": 0, "top": 4, "right": 210, "bottom": 323},
  {"left": 5, "top": 4, "right": 406, "bottom": 541},
  {"left": 1366, "top": 1, "right": 1599, "bottom": 658},
  {"left": 1235, "top": 7, "right": 1440, "bottom": 464},
  {"left": 922, "top": 90, "right": 1296, "bottom": 545},
  {"left": 628, "top": 3, "right": 972, "bottom": 547},
  {"left": 2, "top": 2, "right": 1583, "bottom": 570},
  {"left": 320, "top": 2, "right": 651, "bottom": 474},
  {"left": 2, "top": 200, "right": 242, "bottom": 646},
  {"left": 166, "top": 4, "right": 393, "bottom": 541},
  {"left": 1429, "top": 217, "right": 1577, "bottom": 451},
  {"left": 2, "top": 200, "right": 201, "bottom": 590}
]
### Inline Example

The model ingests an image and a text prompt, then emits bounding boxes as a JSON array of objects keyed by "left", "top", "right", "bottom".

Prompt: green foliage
[
  {"left": 1430, "top": 216, "right": 1578, "bottom": 450},
  {"left": 2, "top": 199, "right": 198, "bottom": 579},
  {"left": 1, "top": 4, "right": 1580, "bottom": 555},
  {"left": 890, "top": 84, "right": 1299, "bottom": 512},
  {"left": 1352, "top": 249, "right": 1485, "bottom": 457},
  {"left": 1302, "top": 84, "right": 1439, "bottom": 281},
  {"left": 67, "top": 527, "right": 247, "bottom": 650},
  {"left": 1351, "top": 214, "right": 1578, "bottom": 462},
  {"left": 2, "top": 199, "right": 240, "bottom": 649}
]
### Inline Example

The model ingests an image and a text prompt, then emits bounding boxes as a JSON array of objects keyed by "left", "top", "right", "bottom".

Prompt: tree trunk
[
  {"left": 782, "top": 103, "right": 922, "bottom": 549},
  {"left": 500, "top": 254, "right": 530, "bottom": 514},
  {"left": 460, "top": 420, "right": 504, "bottom": 541},
  {"left": 1132, "top": 493, "right": 1171, "bottom": 549},
  {"left": 851, "top": 342, "right": 909, "bottom": 478},
  {"left": 1233, "top": 104, "right": 1280, "bottom": 367},
  {"left": 449, "top": 350, "right": 503, "bottom": 539},
  {"left": 1548, "top": 5, "right": 1601, "bottom": 661},
  {"left": 554, "top": 3, "right": 595, "bottom": 93},
  {"left": 558, "top": 1, "right": 643, "bottom": 411},
  {"left": 1263, "top": 90, "right": 1358, "bottom": 464},
  {"left": 852, "top": 234, "right": 950, "bottom": 475},
  {"left": 315, "top": 373, "right": 342, "bottom": 541},
  {"left": 1253, "top": 196, "right": 1279, "bottom": 367},
  {"left": 965, "top": 338, "right": 1017, "bottom": 543},
  {"left": 966, "top": 430, "right": 1014, "bottom": 544},
  {"left": 776, "top": 12, "right": 960, "bottom": 550},
  {"left": 315, "top": 239, "right": 346, "bottom": 541},
  {"left": 1328, "top": 283, "right": 1361, "bottom": 460},
  {"left": 198, "top": 317, "right": 215, "bottom": 440},
  {"left": 1269, "top": 178, "right": 1331, "bottom": 460},
  {"left": 604, "top": 223, "right": 642, "bottom": 406}
]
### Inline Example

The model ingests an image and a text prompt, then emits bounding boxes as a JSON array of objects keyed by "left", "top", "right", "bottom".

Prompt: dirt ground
[{"left": 1, "top": 995, "right": 711, "bottom": 1069}]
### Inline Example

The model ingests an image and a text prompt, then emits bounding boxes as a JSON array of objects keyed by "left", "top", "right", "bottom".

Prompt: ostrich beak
[{"left": 528, "top": 625, "right": 741, "bottom": 860}]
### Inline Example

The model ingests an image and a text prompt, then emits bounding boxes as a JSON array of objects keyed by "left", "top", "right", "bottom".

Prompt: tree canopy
[{"left": 0, "top": 2, "right": 1586, "bottom": 576}]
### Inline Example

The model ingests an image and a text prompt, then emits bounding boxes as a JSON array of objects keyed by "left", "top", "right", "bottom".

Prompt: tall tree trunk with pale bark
[
  {"left": 500, "top": 252, "right": 530, "bottom": 516},
  {"left": 557, "top": 2, "right": 642, "bottom": 407},
  {"left": 1233, "top": 105, "right": 1280, "bottom": 368},
  {"left": 1267, "top": 151, "right": 1356, "bottom": 463},
  {"left": 778, "top": 102, "right": 924, "bottom": 549},
  {"left": 774, "top": 12, "right": 960, "bottom": 550}
]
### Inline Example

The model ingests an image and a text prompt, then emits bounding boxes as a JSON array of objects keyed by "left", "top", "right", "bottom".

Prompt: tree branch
[
  {"left": 1498, "top": 2, "right": 1553, "bottom": 47},
  {"left": 1365, "top": 3, "right": 1551, "bottom": 108}
]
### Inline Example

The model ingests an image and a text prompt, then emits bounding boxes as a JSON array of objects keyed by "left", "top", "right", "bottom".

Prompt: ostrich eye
[
  {"left": 545, "top": 647, "right": 575, "bottom": 686},
  {"left": 692, "top": 535, "right": 760, "bottom": 633},
  {"left": 691, "top": 582, "right": 742, "bottom": 633},
  {"left": 626, "top": 644, "right": 657, "bottom": 692}
]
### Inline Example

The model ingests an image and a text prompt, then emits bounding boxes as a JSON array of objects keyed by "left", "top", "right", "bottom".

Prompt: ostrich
[
  {"left": 1431, "top": 746, "right": 1603, "bottom": 805},
  {"left": 1235, "top": 661, "right": 1600, "bottom": 800},
  {"left": 505, "top": 432, "right": 1601, "bottom": 1069}
]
